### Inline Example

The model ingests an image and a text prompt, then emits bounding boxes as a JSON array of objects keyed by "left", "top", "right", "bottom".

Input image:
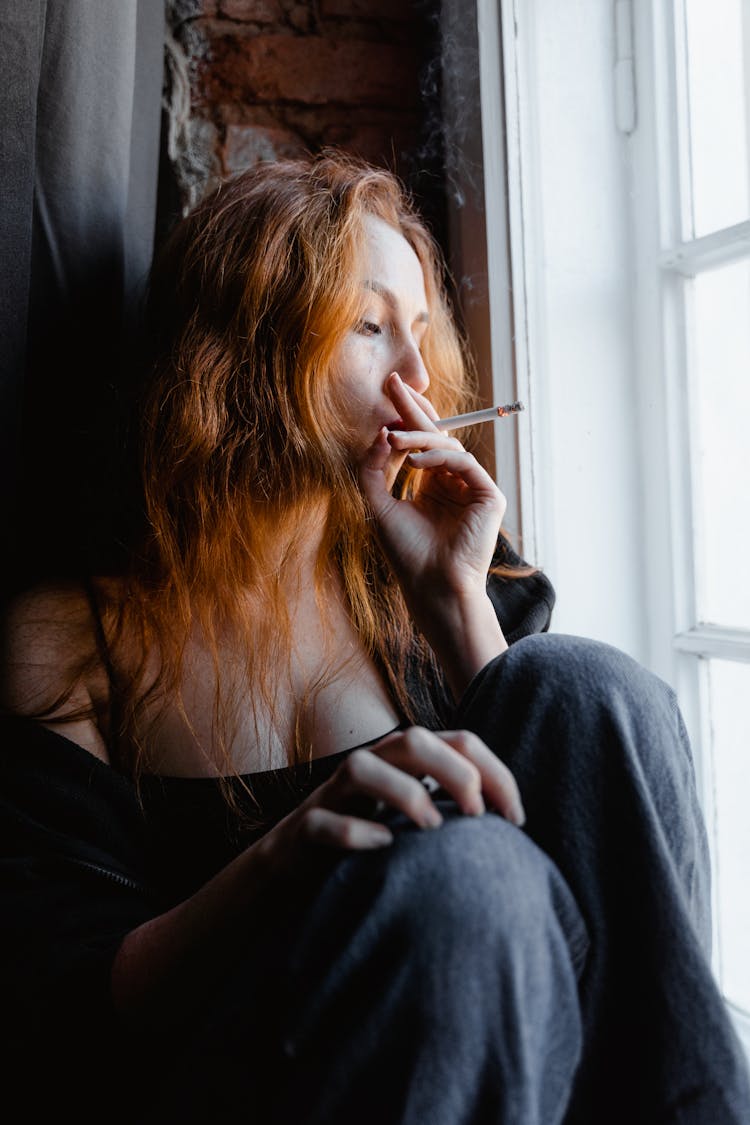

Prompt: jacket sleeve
[{"left": 486, "top": 534, "right": 556, "bottom": 643}]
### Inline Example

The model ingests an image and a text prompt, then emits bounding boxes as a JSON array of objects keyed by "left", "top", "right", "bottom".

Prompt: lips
[{"left": 384, "top": 418, "right": 405, "bottom": 431}]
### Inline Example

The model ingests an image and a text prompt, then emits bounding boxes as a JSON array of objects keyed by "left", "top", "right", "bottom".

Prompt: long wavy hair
[{"left": 69, "top": 152, "right": 528, "bottom": 798}]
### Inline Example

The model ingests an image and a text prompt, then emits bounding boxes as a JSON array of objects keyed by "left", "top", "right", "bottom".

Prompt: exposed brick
[
  {"left": 275, "top": 104, "right": 418, "bottom": 164},
  {"left": 216, "top": 103, "right": 282, "bottom": 126},
  {"left": 202, "top": 32, "right": 421, "bottom": 107},
  {"left": 221, "top": 121, "right": 309, "bottom": 172},
  {"left": 320, "top": 119, "right": 418, "bottom": 166},
  {"left": 319, "top": 0, "right": 412, "bottom": 21},
  {"left": 282, "top": 102, "right": 415, "bottom": 133},
  {"left": 285, "top": 2, "right": 314, "bottom": 32},
  {"left": 315, "top": 18, "right": 412, "bottom": 44},
  {"left": 218, "top": 0, "right": 283, "bottom": 20}
]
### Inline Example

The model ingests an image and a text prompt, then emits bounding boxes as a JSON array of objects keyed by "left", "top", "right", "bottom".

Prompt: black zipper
[{"left": 62, "top": 856, "right": 147, "bottom": 894}]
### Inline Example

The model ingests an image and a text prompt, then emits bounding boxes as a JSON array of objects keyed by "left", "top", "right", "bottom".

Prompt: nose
[{"left": 397, "top": 340, "right": 430, "bottom": 395}]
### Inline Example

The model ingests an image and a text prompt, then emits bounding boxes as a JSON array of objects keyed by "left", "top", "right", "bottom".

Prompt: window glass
[
  {"left": 684, "top": 0, "right": 750, "bottom": 237},
  {"left": 691, "top": 258, "right": 750, "bottom": 628},
  {"left": 707, "top": 657, "right": 750, "bottom": 1012}
]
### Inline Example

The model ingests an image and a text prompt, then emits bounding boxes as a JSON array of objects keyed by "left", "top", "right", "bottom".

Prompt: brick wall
[{"left": 160, "top": 0, "right": 446, "bottom": 245}]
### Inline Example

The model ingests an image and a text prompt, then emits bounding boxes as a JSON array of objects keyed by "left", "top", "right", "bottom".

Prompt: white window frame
[
  {"left": 443, "top": 0, "right": 750, "bottom": 1058},
  {"left": 630, "top": 0, "right": 750, "bottom": 1053}
]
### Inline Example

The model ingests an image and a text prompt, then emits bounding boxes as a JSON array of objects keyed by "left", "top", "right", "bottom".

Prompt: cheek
[{"left": 334, "top": 343, "right": 381, "bottom": 407}]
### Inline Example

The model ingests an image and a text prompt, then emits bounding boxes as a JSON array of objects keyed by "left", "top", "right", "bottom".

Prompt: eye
[{"left": 357, "top": 320, "right": 382, "bottom": 337}]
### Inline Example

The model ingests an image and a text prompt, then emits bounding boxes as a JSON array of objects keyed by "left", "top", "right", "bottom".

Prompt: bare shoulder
[{"left": 0, "top": 580, "right": 111, "bottom": 763}]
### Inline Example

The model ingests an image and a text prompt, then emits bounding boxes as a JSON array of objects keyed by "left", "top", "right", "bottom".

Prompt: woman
[{"left": 1, "top": 152, "right": 748, "bottom": 1124}]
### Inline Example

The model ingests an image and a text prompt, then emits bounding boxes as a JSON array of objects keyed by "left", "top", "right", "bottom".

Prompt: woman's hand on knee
[
  {"left": 261, "top": 727, "right": 525, "bottom": 867},
  {"left": 371, "top": 726, "right": 524, "bottom": 825}
]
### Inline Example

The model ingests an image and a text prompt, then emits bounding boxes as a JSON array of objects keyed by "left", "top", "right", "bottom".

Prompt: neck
[{"left": 261, "top": 494, "right": 331, "bottom": 581}]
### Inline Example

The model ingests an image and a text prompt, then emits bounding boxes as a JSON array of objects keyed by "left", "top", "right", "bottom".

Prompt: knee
[
  {"left": 462, "top": 632, "right": 681, "bottom": 750},
  {"left": 456, "top": 632, "right": 693, "bottom": 809},
  {"left": 506, "top": 632, "right": 670, "bottom": 711},
  {"left": 376, "top": 810, "right": 589, "bottom": 977},
  {"left": 520, "top": 635, "right": 686, "bottom": 759}
]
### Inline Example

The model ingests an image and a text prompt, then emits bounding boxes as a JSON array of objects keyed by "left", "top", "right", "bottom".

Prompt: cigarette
[{"left": 435, "top": 401, "right": 525, "bottom": 431}]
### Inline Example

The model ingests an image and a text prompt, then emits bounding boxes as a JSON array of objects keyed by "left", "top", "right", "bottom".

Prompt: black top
[{"left": 138, "top": 727, "right": 402, "bottom": 905}]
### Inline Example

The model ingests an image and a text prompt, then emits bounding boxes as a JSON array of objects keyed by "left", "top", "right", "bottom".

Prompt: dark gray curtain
[{"left": 0, "top": 0, "right": 165, "bottom": 592}]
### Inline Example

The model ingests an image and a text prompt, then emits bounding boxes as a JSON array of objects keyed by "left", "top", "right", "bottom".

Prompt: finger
[
  {"left": 323, "top": 747, "right": 445, "bottom": 829},
  {"left": 406, "top": 448, "right": 506, "bottom": 504},
  {"left": 358, "top": 428, "right": 403, "bottom": 516},
  {"left": 433, "top": 730, "right": 526, "bottom": 826},
  {"left": 386, "top": 429, "right": 464, "bottom": 454},
  {"left": 360, "top": 425, "right": 392, "bottom": 474},
  {"left": 297, "top": 805, "right": 395, "bottom": 850},
  {"left": 386, "top": 372, "right": 440, "bottom": 431},
  {"left": 367, "top": 726, "right": 525, "bottom": 827},
  {"left": 403, "top": 384, "right": 441, "bottom": 423},
  {"left": 369, "top": 725, "right": 493, "bottom": 816}
]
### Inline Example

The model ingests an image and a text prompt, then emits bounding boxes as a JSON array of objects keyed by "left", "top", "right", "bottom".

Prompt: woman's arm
[
  {"left": 415, "top": 590, "right": 507, "bottom": 702},
  {"left": 110, "top": 837, "right": 276, "bottom": 1020},
  {"left": 358, "top": 372, "right": 509, "bottom": 700}
]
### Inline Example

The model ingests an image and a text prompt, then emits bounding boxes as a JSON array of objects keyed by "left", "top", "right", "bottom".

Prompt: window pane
[
  {"left": 691, "top": 259, "right": 750, "bottom": 628},
  {"left": 683, "top": 0, "right": 750, "bottom": 237},
  {"left": 707, "top": 658, "right": 750, "bottom": 1013}
]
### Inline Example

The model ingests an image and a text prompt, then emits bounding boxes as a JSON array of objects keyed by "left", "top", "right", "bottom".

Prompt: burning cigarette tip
[{"left": 497, "top": 401, "right": 525, "bottom": 416}]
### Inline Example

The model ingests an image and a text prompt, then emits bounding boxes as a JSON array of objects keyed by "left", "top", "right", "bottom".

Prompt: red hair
[{"left": 82, "top": 152, "right": 526, "bottom": 795}]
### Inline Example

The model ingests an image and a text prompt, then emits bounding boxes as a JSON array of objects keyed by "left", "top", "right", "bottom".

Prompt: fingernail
[
  {"left": 467, "top": 794, "right": 486, "bottom": 817},
  {"left": 364, "top": 827, "right": 394, "bottom": 848},
  {"left": 511, "top": 803, "right": 526, "bottom": 827},
  {"left": 421, "top": 806, "right": 443, "bottom": 829}
]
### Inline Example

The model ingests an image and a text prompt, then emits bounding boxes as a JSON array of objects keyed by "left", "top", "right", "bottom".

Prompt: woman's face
[{"left": 332, "top": 214, "right": 431, "bottom": 457}]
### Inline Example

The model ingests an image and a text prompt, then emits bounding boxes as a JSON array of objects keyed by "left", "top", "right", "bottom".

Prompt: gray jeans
[{"left": 153, "top": 634, "right": 750, "bottom": 1124}]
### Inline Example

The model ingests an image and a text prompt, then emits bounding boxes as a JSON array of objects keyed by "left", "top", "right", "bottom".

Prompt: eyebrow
[{"left": 363, "top": 280, "right": 430, "bottom": 324}]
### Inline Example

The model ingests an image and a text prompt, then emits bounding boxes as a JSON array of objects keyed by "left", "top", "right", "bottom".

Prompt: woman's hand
[
  {"left": 258, "top": 726, "right": 526, "bottom": 869},
  {"left": 358, "top": 372, "right": 509, "bottom": 698},
  {"left": 359, "top": 373, "right": 507, "bottom": 605}
]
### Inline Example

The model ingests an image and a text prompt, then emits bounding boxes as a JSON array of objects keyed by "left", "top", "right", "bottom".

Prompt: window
[
  {"left": 445, "top": 0, "right": 750, "bottom": 1057},
  {"left": 643, "top": 0, "right": 750, "bottom": 1051}
]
